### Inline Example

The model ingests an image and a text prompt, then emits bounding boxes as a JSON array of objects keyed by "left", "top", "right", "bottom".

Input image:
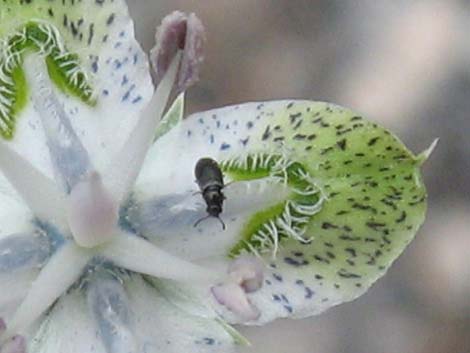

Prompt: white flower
[{"left": 0, "top": 1, "right": 434, "bottom": 353}]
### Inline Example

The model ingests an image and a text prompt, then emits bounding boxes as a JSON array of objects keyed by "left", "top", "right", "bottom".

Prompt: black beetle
[{"left": 194, "top": 157, "right": 226, "bottom": 229}]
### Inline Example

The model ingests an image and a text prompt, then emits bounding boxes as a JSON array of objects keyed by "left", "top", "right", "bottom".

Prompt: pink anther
[
  {"left": 211, "top": 255, "right": 264, "bottom": 321},
  {"left": 1, "top": 335, "right": 26, "bottom": 353}
]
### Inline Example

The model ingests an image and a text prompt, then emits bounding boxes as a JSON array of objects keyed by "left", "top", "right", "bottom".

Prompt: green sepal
[{"left": 155, "top": 92, "right": 185, "bottom": 141}]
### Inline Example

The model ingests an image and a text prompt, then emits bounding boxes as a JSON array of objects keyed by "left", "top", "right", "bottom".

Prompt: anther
[
  {"left": 1, "top": 335, "right": 26, "bottom": 353},
  {"left": 211, "top": 255, "right": 264, "bottom": 321}
]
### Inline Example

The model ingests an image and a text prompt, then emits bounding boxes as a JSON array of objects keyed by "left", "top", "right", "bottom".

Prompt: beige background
[{"left": 127, "top": 1, "right": 470, "bottom": 352}]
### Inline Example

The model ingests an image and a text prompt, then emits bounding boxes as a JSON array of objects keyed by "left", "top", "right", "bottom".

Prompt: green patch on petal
[
  {"left": 10, "top": 66, "right": 28, "bottom": 118},
  {"left": 0, "top": 65, "right": 28, "bottom": 139},
  {"left": 230, "top": 201, "right": 285, "bottom": 256},
  {"left": 222, "top": 153, "right": 325, "bottom": 257},
  {"left": 45, "top": 53, "right": 94, "bottom": 105},
  {"left": 0, "top": 21, "right": 95, "bottom": 139}
]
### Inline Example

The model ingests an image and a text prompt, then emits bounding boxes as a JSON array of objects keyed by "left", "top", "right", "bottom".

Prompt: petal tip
[{"left": 417, "top": 137, "right": 439, "bottom": 165}]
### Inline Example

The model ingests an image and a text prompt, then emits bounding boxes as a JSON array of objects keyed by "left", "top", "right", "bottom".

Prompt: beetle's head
[{"left": 207, "top": 202, "right": 222, "bottom": 217}]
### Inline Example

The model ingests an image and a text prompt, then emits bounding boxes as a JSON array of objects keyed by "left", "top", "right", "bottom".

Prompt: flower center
[{"left": 66, "top": 171, "right": 118, "bottom": 248}]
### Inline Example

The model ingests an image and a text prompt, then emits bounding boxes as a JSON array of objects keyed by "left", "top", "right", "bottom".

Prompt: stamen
[
  {"left": 228, "top": 255, "right": 264, "bottom": 293},
  {"left": 0, "top": 334, "right": 26, "bottom": 353},
  {"left": 211, "top": 283, "right": 260, "bottom": 322},
  {"left": 211, "top": 255, "right": 264, "bottom": 321},
  {"left": 104, "top": 52, "right": 180, "bottom": 205},
  {"left": 26, "top": 55, "right": 91, "bottom": 193},
  {"left": 0, "top": 142, "right": 66, "bottom": 226},
  {"left": 66, "top": 171, "right": 118, "bottom": 248},
  {"left": 87, "top": 274, "right": 137, "bottom": 353},
  {"left": 102, "top": 231, "right": 221, "bottom": 283},
  {"left": 1, "top": 242, "right": 92, "bottom": 341}
]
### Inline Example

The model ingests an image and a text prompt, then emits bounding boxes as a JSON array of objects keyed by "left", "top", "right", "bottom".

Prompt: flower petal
[
  {"left": 147, "top": 278, "right": 250, "bottom": 347},
  {"left": 31, "top": 275, "right": 239, "bottom": 353},
  {"left": 0, "top": 141, "right": 66, "bottom": 225},
  {"left": 87, "top": 273, "right": 137, "bottom": 353},
  {"left": 0, "top": 233, "right": 50, "bottom": 273},
  {"left": 126, "top": 276, "right": 237, "bottom": 353},
  {"left": 30, "top": 290, "right": 107, "bottom": 353},
  {"left": 0, "top": 271, "right": 37, "bottom": 322},
  {"left": 26, "top": 54, "right": 92, "bottom": 193},
  {"left": 133, "top": 100, "right": 429, "bottom": 324},
  {"left": 3, "top": 242, "right": 92, "bottom": 339},
  {"left": 0, "top": 0, "right": 153, "bottom": 174},
  {"left": 0, "top": 179, "right": 33, "bottom": 242},
  {"left": 0, "top": 175, "right": 42, "bottom": 321}
]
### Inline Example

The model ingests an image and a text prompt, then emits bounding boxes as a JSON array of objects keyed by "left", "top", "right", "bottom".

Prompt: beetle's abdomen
[{"left": 195, "top": 157, "right": 224, "bottom": 189}]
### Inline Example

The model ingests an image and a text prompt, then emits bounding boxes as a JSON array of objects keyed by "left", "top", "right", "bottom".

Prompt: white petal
[
  {"left": 3, "top": 243, "right": 92, "bottom": 339},
  {"left": 0, "top": 271, "right": 38, "bottom": 321},
  {"left": 147, "top": 278, "right": 251, "bottom": 347},
  {"left": 31, "top": 276, "right": 238, "bottom": 353},
  {"left": 0, "top": 233, "right": 50, "bottom": 273},
  {"left": 30, "top": 291, "right": 107, "bottom": 353},
  {"left": 87, "top": 274, "right": 137, "bottom": 353},
  {"left": 0, "top": 142, "right": 66, "bottom": 225},
  {"left": 25, "top": 55, "right": 92, "bottom": 193},
  {"left": 0, "top": 185, "right": 33, "bottom": 242},
  {"left": 133, "top": 100, "right": 428, "bottom": 325},
  {"left": 129, "top": 174, "right": 287, "bottom": 260},
  {"left": 0, "top": 186, "right": 40, "bottom": 321},
  {"left": 126, "top": 276, "right": 237, "bottom": 353},
  {"left": 147, "top": 278, "right": 217, "bottom": 320},
  {"left": 0, "top": 0, "right": 153, "bottom": 174},
  {"left": 131, "top": 101, "right": 293, "bottom": 260}
]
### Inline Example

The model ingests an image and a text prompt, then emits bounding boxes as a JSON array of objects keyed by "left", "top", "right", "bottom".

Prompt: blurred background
[{"left": 128, "top": 1, "right": 469, "bottom": 352}]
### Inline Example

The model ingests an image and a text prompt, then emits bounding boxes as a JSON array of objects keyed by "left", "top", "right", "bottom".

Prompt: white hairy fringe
[{"left": 223, "top": 152, "right": 327, "bottom": 259}]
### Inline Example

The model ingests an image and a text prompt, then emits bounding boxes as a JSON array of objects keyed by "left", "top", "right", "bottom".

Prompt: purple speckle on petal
[{"left": 220, "top": 143, "right": 230, "bottom": 151}]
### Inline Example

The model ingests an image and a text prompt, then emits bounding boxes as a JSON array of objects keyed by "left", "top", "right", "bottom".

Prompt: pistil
[{"left": 67, "top": 171, "right": 118, "bottom": 248}]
